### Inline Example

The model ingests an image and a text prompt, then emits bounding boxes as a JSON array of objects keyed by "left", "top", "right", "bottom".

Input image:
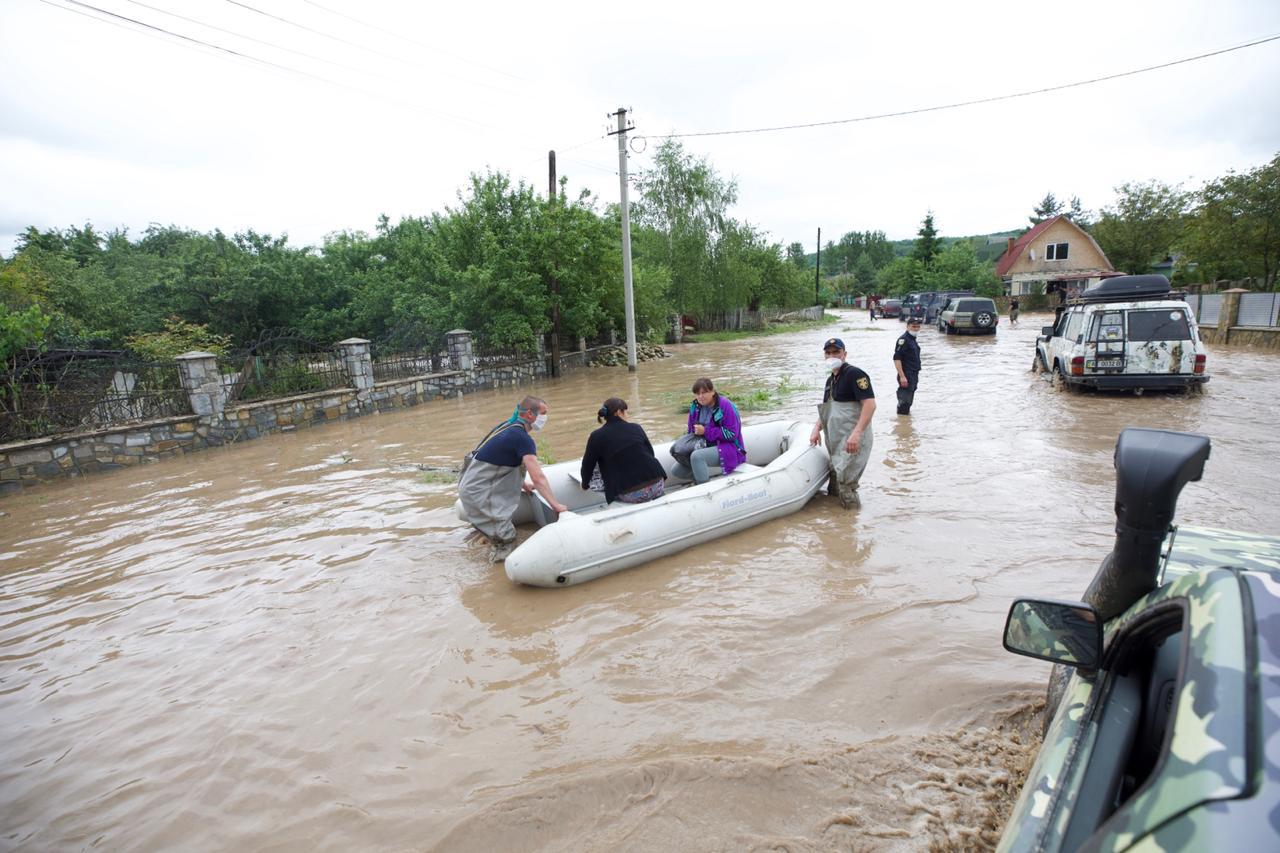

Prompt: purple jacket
[{"left": 686, "top": 395, "right": 747, "bottom": 474}]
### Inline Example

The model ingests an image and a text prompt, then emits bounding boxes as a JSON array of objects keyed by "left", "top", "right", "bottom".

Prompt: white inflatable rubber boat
[{"left": 455, "top": 420, "right": 831, "bottom": 587}]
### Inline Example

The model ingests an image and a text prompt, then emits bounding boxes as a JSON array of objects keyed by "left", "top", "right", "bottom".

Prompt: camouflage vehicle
[
  {"left": 998, "top": 428, "right": 1280, "bottom": 851},
  {"left": 1033, "top": 275, "right": 1209, "bottom": 393}
]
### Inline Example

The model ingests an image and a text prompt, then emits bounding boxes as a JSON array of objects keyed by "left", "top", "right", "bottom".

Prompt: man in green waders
[{"left": 810, "top": 337, "right": 876, "bottom": 509}]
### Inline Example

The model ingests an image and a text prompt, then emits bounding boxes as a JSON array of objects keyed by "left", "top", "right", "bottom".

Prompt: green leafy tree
[
  {"left": 924, "top": 243, "right": 1002, "bottom": 297},
  {"left": 911, "top": 213, "right": 941, "bottom": 268},
  {"left": 786, "top": 241, "right": 807, "bottom": 269},
  {"left": 1030, "top": 192, "right": 1063, "bottom": 225},
  {"left": 125, "top": 317, "right": 231, "bottom": 360},
  {"left": 1182, "top": 153, "right": 1280, "bottom": 288},
  {"left": 876, "top": 256, "right": 926, "bottom": 295},
  {"left": 1092, "top": 180, "right": 1189, "bottom": 275}
]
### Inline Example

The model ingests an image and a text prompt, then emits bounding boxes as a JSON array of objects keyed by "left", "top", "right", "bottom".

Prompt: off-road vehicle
[
  {"left": 937, "top": 296, "right": 998, "bottom": 335},
  {"left": 998, "top": 428, "right": 1280, "bottom": 851}
]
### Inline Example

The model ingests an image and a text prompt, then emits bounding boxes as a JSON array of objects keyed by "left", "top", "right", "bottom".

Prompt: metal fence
[
  {"left": 1, "top": 350, "right": 190, "bottom": 443},
  {"left": 218, "top": 331, "right": 350, "bottom": 405},
  {"left": 473, "top": 341, "right": 534, "bottom": 368},
  {"left": 1186, "top": 293, "right": 1223, "bottom": 326},
  {"left": 1237, "top": 292, "right": 1280, "bottom": 327},
  {"left": 371, "top": 322, "right": 451, "bottom": 381}
]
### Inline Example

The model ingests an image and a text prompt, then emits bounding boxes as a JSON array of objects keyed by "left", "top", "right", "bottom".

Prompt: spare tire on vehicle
[{"left": 974, "top": 311, "right": 994, "bottom": 328}]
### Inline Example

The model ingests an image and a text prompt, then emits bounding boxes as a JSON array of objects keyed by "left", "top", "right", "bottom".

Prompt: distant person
[
  {"left": 894, "top": 317, "right": 922, "bottom": 415},
  {"left": 810, "top": 337, "right": 876, "bottom": 509},
  {"left": 869, "top": 299, "right": 877, "bottom": 320},
  {"left": 458, "top": 396, "right": 567, "bottom": 562},
  {"left": 580, "top": 398, "right": 668, "bottom": 504},
  {"left": 1009, "top": 296, "right": 1020, "bottom": 327},
  {"left": 671, "top": 378, "right": 746, "bottom": 485}
]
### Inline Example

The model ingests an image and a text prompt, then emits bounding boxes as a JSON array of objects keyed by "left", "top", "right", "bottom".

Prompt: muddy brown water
[{"left": 3, "top": 311, "right": 1279, "bottom": 850}]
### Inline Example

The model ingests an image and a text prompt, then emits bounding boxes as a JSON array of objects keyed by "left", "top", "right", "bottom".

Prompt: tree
[
  {"left": 1065, "top": 195, "right": 1090, "bottom": 229},
  {"left": 1091, "top": 181, "right": 1189, "bottom": 275},
  {"left": 1182, "top": 153, "right": 1280, "bottom": 288},
  {"left": 786, "top": 241, "right": 807, "bottom": 269},
  {"left": 923, "top": 243, "right": 1002, "bottom": 297},
  {"left": 876, "top": 257, "right": 926, "bottom": 295},
  {"left": 911, "top": 213, "right": 941, "bottom": 268},
  {"left": 1030, "top": 192, "right": 1063, "bottom": 225}
]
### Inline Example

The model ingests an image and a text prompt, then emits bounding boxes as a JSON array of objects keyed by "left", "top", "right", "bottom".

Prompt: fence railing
[
  {"left": 1, "top": 350, "right": 190, "bottom": 443},
  {"left": 1237, "top": 292, "right": 1280, "bottom": 327},
  {"left": 1186, "top": 293, "right": 1223, "bottom": 326},
  {"left": 218, "top": 331, "right": 350, "bottom": 404}
]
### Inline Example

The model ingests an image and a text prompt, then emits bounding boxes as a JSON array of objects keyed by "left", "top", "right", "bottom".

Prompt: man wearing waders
[
  {"left": 458, "top": 396, "right": 567, "bottom": 562},
  {"left": 810, "top": 338, "right": 876, "bottom": 510},
  {"left": 894, "top": 317, "right": 922, "bottom": 415}
]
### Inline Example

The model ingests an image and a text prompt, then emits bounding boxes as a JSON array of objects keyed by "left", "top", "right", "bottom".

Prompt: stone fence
[
  {"left": 0, "top": 330, "right": 603, "bottom": 495},
  {"left": 1193, "top": 288, "right": 1280, "bottom": 350}
]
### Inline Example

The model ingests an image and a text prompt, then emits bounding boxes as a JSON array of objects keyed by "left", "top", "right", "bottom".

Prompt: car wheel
[
  {"left": 974, "top": 311, "right": 994, "bottom": 329},
  {"left": 1051, "top": 362, "right": 1068, "bottom": 390}
]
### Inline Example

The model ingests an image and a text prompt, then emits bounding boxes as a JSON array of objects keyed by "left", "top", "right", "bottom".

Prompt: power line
[
  {"left": 221, "top": 0, "right": 518, "bottom": 96},
  {"left": 298, "top": 0, "right": 527, "bottom": 83},
  {"left": 645, "top": 34, "right": 1280, "bottom": 140},
  {"left": 49, "top": 0, "right": 499, "bottom": 131}
]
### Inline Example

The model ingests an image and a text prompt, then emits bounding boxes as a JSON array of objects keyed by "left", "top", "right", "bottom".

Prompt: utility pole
[
  {"left": 610, "top": 107, "right": 638, "bottom": 372},
  {"left": 548, "top": 150, "right": 561, "bottom": 377},
  {"left": 815, "top": 227, "right": 821, "bottom": 306}
]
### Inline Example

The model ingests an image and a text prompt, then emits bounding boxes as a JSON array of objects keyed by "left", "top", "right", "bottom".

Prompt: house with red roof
[{"left": 996, "top": 215, "right": 1116, "bottom": 298}]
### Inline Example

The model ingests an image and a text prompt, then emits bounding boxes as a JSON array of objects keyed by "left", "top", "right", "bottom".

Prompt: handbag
[{"left": 669, "top": 432, "right": 708, "bottom": 467}]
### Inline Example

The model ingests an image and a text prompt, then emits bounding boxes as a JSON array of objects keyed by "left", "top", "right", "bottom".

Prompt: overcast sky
[{"left": 3, "top": 0, "right": 1279, "bottom": 257}]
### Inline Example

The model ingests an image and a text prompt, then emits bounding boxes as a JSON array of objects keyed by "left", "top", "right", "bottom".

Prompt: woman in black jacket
[{"left": 581, "top": 398, "right": 668, "bottom": 504}]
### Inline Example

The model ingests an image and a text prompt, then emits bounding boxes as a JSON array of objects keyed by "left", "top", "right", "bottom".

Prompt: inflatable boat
[{"left": 456, "top": 420, "right": 831, "bottom": 587}]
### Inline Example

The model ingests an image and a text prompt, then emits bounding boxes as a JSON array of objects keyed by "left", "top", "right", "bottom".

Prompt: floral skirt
[{"left": 617, "top": 479, "right": 666, "bottom": 504}]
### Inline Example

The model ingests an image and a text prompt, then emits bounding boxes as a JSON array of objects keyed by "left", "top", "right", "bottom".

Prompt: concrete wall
[{"left": 1197, "top": 289, "right": 1280, "bottom": 351}]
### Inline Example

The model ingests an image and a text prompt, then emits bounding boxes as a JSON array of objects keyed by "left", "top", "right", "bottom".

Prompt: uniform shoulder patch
[
  {"left": 856, "top": 377, "right": 870, "bottom": 390},
  {"left": 896, "top": 339, "right": 904, "bottom": 347}
]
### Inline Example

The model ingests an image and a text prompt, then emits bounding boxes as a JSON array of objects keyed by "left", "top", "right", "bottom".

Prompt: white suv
[{"left": 1034, "top": 275, "right": 1209, "bottom": 392}]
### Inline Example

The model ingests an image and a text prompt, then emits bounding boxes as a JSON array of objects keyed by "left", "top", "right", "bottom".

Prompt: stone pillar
[
  {"left": 175, "top": 351, "right": 227, "bottom": 417},
  {"left": 337, "top": 338, "right": 373, "bottom": 391},
  {"left": 669, "top": 313, "right": 683, "bottom": 344},
  {"left": 446, "top": 329, "right": 474, "bottom": 371},
  {"left": 578, "top": 337, "right": 587, "bottom": 352},
  {"left": 608, "top": 328, "right": 617, "bottom": 345},
  {"left": 1214, "top": 288, "right": 1248, "bottom": 345}
]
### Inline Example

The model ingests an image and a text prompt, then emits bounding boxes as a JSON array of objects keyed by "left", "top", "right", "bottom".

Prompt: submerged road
[{"left": 2, "top": 310, "right": 1278, "bottom": 850}]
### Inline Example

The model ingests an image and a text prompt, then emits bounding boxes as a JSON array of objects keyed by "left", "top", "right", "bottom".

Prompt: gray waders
[
  {"left": 818, "top": 399, "right": 873, "bottom": 507},
  {"left": 458, "top": 458, "right": 525, "bottom": 545}
]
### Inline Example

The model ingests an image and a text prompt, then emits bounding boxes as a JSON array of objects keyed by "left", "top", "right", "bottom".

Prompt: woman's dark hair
[
  {"left": 597, "top": 397, "right": 627, "bottom": 423},
  {"left": 691, "top": 377, "right": 719, "bottom": 407}
]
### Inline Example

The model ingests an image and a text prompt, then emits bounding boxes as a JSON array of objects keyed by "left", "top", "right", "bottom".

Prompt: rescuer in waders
[
  {"left": 893, "top": 317, "right": 922, "bottom": 415},
  {"left": 810, "top": 337, "right": 876, "bottom": 510},
  {"left": 458, "top": 396, "right": 567, "bottom": 562}
]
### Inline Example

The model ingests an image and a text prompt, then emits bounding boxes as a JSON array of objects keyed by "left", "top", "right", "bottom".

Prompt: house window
[{"left": 1047, "top": 242, "right": 1069, "bottom": 261}]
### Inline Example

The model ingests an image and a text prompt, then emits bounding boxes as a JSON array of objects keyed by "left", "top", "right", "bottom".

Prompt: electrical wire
[
  {"left": 298, "top": 0, "right": 527, "bottom": 83},
  {"left": 644, "top": 33, "right": 1280, "bottom": 140},
  {"left": 221, "top": 0, "right": 519, "bottom": 96}
]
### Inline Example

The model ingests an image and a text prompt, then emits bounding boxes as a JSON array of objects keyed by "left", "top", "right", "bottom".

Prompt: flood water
[{"left": 3, "top": 310, "right": 1279, "bottom": 851}]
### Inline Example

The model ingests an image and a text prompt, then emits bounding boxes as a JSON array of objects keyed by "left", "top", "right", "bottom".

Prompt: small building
[{"left": 996, "top": 215, "right": 1116, "bottom": 299}]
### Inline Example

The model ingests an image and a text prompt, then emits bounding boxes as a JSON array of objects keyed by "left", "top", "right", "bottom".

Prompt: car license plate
[{"left": 1096, "top": 358, "right": 1123, "bottom": 369}]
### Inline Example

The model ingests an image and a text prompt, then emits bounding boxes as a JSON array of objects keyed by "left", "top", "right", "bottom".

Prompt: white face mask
[
  {"left": 824, "top": 357, "right": 843, "bottom": 371},
  {"left": 531, "top": 413, "right": 547, "bottom": 431},
  {"left": 906, "top": 328, "right": 918, "bottom": 337}
]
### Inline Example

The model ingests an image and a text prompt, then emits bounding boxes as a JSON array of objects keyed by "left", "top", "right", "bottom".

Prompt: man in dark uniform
[
  {"left": 893, "top": 317, "right": 922, "bottom": 415},
  {"left": 811, "top": 337, "right": 876, "bottom": 509}
]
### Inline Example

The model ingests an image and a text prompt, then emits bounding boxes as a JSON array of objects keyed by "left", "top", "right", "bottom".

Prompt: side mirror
[
  {"left": 1003, "top": 598, "right": 1102, "bottom": 670},
  {"left": 1041, "top": 325, "right": 1055, "bottom": 337}
]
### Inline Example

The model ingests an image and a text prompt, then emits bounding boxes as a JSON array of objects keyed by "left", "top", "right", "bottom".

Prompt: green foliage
[
  {"left": 1091, "top": 180, "right": 1189, "bottom": 275},
  {"left": 912, "top": 212, "right": 942, "bottom": 268},
  {"left": 1180, "top": 153, "right": 1280, "bottom": 288},
  {"left": 125, "top": 317, "right": 231, "bottom": 360},
  {"left": 1031, "top": 192, "right": 1063, "bottom": 225},
  {"left": 923, "top": 243, "right": 1002, "bottom": 297},
  {"left": 0, "top": 304, "right": 53, "bottom": 363},
  {"left": 876, "top": 256, "right": 926, "bottom": 295}
]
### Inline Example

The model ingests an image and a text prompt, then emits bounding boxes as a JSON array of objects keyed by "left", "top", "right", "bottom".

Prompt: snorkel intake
[{"left": 1083, "top": 428, "right": 1211, "bottom": 622}]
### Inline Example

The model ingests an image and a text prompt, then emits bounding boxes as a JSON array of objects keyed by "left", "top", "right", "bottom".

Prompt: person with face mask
[
  {"left": 458, "top": 395, "right": 567, "bottom": 562},
  {"left": 893, "top": 317, "right": 923, "bottom": 415},
  {"left": 810, "top": 337, "right": 876, "bottom": 509}
]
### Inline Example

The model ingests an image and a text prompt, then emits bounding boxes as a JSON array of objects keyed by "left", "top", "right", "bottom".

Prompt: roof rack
[{"left": 1067, "top": 274, "right": 1182, "bottom": 305}]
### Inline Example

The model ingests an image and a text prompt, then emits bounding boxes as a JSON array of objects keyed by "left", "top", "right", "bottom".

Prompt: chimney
[{"left": 1006, "top": 237, "right": 1015, "bottom": 255}]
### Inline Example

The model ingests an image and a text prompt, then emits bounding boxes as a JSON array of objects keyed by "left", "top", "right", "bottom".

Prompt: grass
[
  {"left": 659, "top": 374, "right": 811, "bottom": 415},
  {"left": 682, "top": 314, "right": 838, "bottom": 343},
  {"left": 417, "top": 470, "right": 457, "bottom": 485}
]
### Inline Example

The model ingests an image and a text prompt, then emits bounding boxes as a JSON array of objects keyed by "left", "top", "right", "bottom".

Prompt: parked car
[
  {"left": 998, "top": 427, "right": 1280, "bottom": 852},
  {"left": 1033, "top": 275, "right": 1209, "bottom": 393},
  {"left": 913, "top": 289, "right": 974, "bottom": 324},
  {"left": 937, "top": 296, "right": 998, "bottom": 335},
  {"left": 898, "top": 292, "right": 924, "bottom": 321},
  {"left": 903, "top": 291, "right": 937, "bottom": 323},
  {"left": 873, "top": 299, "right": 902, "bottom": 319}
]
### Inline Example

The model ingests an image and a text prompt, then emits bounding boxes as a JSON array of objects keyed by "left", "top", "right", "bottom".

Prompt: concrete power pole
[
  {"left": 548, "top": 150, "right": 561, "bottom": 378},
  {"left": 610, "top": 107, "right": 638, "bottom": 372}
]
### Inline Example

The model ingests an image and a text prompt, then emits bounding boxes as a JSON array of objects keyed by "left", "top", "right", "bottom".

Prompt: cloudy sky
[{"left": 2, "top": 0, "right": 1278, "bottom": 256}]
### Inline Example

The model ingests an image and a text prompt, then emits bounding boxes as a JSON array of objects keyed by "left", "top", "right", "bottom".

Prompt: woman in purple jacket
[{"left": 671, "top": 377, "right": 746, "bottom": 484}]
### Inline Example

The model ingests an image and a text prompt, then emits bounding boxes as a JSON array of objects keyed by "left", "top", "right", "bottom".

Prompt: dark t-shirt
[
  {"left": 824, "top": 363, "right": 875, "bottom": 403},
  {"left": 473, "top": 423, "right": 536, "bottom": 467},
  {"left": 894, "top": 332, "right": 921, "bottom": 373}
]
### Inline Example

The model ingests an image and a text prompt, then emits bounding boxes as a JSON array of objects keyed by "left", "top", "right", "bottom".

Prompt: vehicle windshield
[{"left": 1128, "top": 309, "right": 1193, "bottom": 341}]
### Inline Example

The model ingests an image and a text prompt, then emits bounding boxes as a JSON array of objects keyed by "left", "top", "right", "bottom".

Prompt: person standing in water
[{"left": 811, "top": 338, "right": 876, "bottom": 509}]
